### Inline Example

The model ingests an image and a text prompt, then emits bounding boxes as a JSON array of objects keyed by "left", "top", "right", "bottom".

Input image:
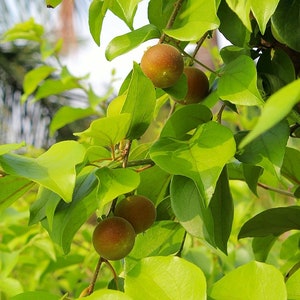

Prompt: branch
[{"left": 257, "top": 182, "right": 295, "bottom": 198}]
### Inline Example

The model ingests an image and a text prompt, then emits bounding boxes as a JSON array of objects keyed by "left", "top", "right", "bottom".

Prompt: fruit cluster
[
  {"left": 140, "top": 43, "right": 209, "bottom": 104},
  {"left": 92, "top": 195, "right": 156, "bottom": 261}
]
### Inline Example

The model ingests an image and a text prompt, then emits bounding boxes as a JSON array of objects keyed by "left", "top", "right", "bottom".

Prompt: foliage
[{"left": 1, "top": 0, "right": 300, "bottom": 299}]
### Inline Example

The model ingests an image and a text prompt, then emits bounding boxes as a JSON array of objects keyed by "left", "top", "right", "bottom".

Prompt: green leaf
[
  {"left": 125, "top": 256, "right": 207, "bottom": 300},
  {"left": 252, "top": 235, "right": 277, "bottom": 262},
  {"left": 225, "top": 0, "right": 252, "bottom": 31},
  {"left": 217, "top": 1, "right": 251, "bottom": 48},
  {"left": 239, "top": 206, "right": 300, "bottom": 238},
  {"left": 76, "top": 289, "right": 132, "bottom": 300},
  {"left": 107, "top": 0, "right": 140, "bottom": 29},
  {"left": 163, "top": 72, "right": 188, "bottom": 100},
  {"left": 42, "top": 168, "right": 98, "bottom": 254},
  {"left": 164, "top": 0, "right": 219, "bottom": 41},
  {"left": 235, "top": 121, "right": 290, "bottom": 176},
  {"left": 49, "top": 106, "right": 94, "bottom": 136},
  {"left": 2, "top": 18, "right": 44, "bottom": 42},
  {"left": 148, "top": 0, "right": 177, "bottom": 30},
  {"left": 220, "top": 46, "right": 251, "bottom": 64},
  {"left": 250, "top": 0, "right": 280, "bottom": 35},
  {"left": 96, "top": 167, "right": 140, "bottom": 210},
  {"left": 281, "top": 147, "right": 300, "bottom": 185},
  {"left": 74, "top": 113, "right": 131, "bottom": 147},
  {"left": 106, "top": 24, "right": 160, "bottom": 60},
  {"left": 218, "top": 55, "right": 264, "bottom": 106},
  {"left": 150, "top": 121, "right": 236, "bottom": 203},
  {"left": 121, "top": 62, "right": 156, "bottom": 140},
  {"left": 125, "top": 221, "right": 186, "bottom": 271},
  {"left": 286, "top": 268, "right": 300, "bottom": 299},
  {"left": 21, "top": 65, "right": 56, "bottom": 102},
  {"left": 0, "top": 176, "right": 34, "bottom": 212},
  {"left": 89, "top": 0, "right": 108, "bottom": 46},
  {"left": 239, "top": 79, "right": 300, "bottom": 148},
  {"left": 161, "top": 104, "right": 212, "bottom": 139},
  {"left": 208, "top": 166, "right": 234, "bottom": 254},
  {"left": 0, "top": 141, "right": 86, "bottom": 202},
  {"left": 10, "top": 291, "right": 60, "bottom": 300},
  {"left": 209, "top": 261, "right": 287, "bottom": 299},
  {"left": 243, "top": 164, "right": 263, "bottom": 196},
  {"left": 0, "top": 142, "right": 25, "bottom": 155},
  {"left": 0, "top": 277, "right": 23, "bottom": 298},
  {"left": 46, "top": 0, "right": 62, "bottom": 8},
  {"left": 170, "top": 175, "right": 215, "bottom": 246},
  {"left": 271, "top": 0, "right": 300, "bottom": 51}
]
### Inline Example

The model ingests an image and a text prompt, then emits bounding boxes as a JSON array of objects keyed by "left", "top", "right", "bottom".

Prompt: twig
[
  {"left": 159, "top": 0, "right": 185, "bottom": 43},
  {"left": 122, "top": 140, "right": 132, "bottom": 168},
  {"left": 190, "top": 31, "right": 210, "bottom": 62},
  {"left": 257, "top": 182, "right": 295, "bottom": 198},
  {"left": 86, "top": 257, "right": 104, "bottom": 295},
  {"left": 216, "top": 102, "right": 226, "bottom": 123}
]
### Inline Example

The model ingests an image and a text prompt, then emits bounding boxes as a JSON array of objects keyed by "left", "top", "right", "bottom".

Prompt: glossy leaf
[
  {"left": 239, "top": 79, "right": 300, "bottom": 148},
  {"left": 74, "top": 113, "right": 131, "bottom": 147},
  {"left": 250, "top": 0, "right": 280, "bottom": 34},
  {"left": 218, "top": 1, "right": 251, "bottom": 48},
  {"left": 42, "top": 168, "right": 98, "bottom": 254},
  {"left": 281, "top": 147, "right": 300, "bottom": 185},
  {"left": 220, "top": 46, "right": 251, "bottom": 64},
  {"left": 0, "top": 141, "right": 86, "bottom": 202},
  {"left": 0, "top": 143, "right": 25, "bottom": 155},
  {"left": 252, "top": 235, "right": 277, "bottom": 262},
  {"left": 239, "top": 206, "right": 300, "bottom": 238},
  {"left": 271, "top": 0, "right": 300, "bottom": 51},
  {"left": 121, "top": 62, "right": 156, "bottom": 140},
  {"left": 286, "top": 268, "right": 300, "bottom": 299},
  {"left": 126, "top": 256, "right": 207, "bottom": 300},
  {"left": 89, "top": 0, "right": 108, "bottom": 46},
  {"left": 21, "top": 65, "right": 56, "bottom": 102},
  {"left": 107, "top": 0, "right": 140, "bottom": 29},
  {"left": 150, "top": 121, "right": 236, "bottom": 203},
  {"left": 209, "top": 261, "right": 287, "bottom": 299},
  {"left": 126, "top": 221, "right": 186, "bottom": 271},
  {"left": 235, "top": 121, "right": 289, "bottom": 176},
  {"left": 170, "top": 175, "right": 215, "bottom": 246},
  {"left": 164, "top": 0, "right": 219, "bottom": 42},
  {"left": 218, "top": 55, "right": 264, "bottom": 106},
  {"left": 0, "top": 176, "right": 34, "bottom": 212},
  {"left": 96, "top": 167, "right": 140, "bottom": 210},
  {"left": 160, "top": 104, "right": 212, "bottom": 139},
  {"left": 106, "top": 24, "right": 160, "bottom": 60},
  {"left": 49, "top": 106, "right": 94, "bottom": 136},
  {"left": 208, "top": 166, "right": 234, "bottom": 254},
  {"left": 225, "top": 0, "right": 251, "bottom": 31}
]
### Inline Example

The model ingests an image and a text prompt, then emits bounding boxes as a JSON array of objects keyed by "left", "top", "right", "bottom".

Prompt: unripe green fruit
[
  {"left": 92, "top": 217, "right": 135, "bottom": 260},
  {"left": 115, "top": 195, "right": 156, "bottom": 234},
  {"left": 177, "top": 67, "right": 209, "bottom": 104},
  {"left": 140, "top": 44, "right": 184, "bottom": 88}
]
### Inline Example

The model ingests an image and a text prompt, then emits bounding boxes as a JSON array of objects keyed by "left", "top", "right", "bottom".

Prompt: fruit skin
[
  {"left": 115, "top": 195, "right": 156, "bottom": 234},
  {"left": 177, "top": 67, "right": 209, "bottom": 104},
  {"left": 92, "top": 216, "right": 135, "bottom": 260},
  {"left": 140, "top": 44, "right": 184, "bottom": 88}
]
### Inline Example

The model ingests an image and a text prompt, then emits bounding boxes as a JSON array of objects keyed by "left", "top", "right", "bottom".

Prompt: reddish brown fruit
[
  {"left": 140, "top": 44, "right": 184, "bottom": 88},
  {"left": 92, "top": 217, "right": 135, "bottom": 260},
  {"left": 177, "top": 67, "right": 209, "bottom": 104},
  {"left": 115, "top": 195, "right": 156, "bottom": 234}
]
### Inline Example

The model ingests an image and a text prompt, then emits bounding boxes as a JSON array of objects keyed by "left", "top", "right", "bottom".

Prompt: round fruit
[
  {"left": 177, "top": 67, "right": 209, "bottom": 104},
  {"left": 115, "top": 195, "right": 156, "bottom": 234},
  {"left": 92, "top": 216, "right": 135, "bottom": 260},
  {"left": 140, "top": 44, "right": 184, "bottom": 88}
]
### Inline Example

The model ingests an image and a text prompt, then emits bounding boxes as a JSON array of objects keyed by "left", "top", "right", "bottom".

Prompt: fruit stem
[
  {"left": 182, "top": 49, "right": 219, "bottom": 75},
  {"left": 104, "top": 259, "right": 120, "bottom": 290},
  {"left": 159, "top": 0, "right": 185, "bottom": 43},
  {"left": 87, "top": 257, "right": 104, "bottom": 295}
]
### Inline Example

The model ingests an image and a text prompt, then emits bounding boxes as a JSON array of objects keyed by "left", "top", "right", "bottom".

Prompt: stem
[
  {"left": 87, "top": 257, "right": 104, "bottom": 295},
  {"left": 257, "top": 182, "right": 295, "bottom": 198},
  {"left": 176, "top": 231, "right": 187, "bottom": 257},
  {"left": 216, "top": 102, "right": 226, "bottom": 123},
  {"left": 182, "top": 49, "right": 219, "bottom": 75},
  {"left": 159, "top": 0, "right": 185, "bottom": 43},
  {"left": 122, "top": 140, "right": 132, "bottom": 168},
  {"left": 115, "top": 158, "right": 155, "bottom": 169},
  {"left": 190, "top": 31, "right": 210, "bottom": 62},
  {"left": 104, "top": 259, "right": 120, "bottom": 290}
]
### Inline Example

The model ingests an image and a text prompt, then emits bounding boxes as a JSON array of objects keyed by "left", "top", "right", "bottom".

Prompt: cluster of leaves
[{"left": 1, "top": 0, "right": 300, "bottom": 299}]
